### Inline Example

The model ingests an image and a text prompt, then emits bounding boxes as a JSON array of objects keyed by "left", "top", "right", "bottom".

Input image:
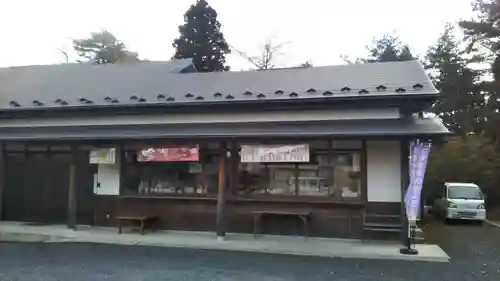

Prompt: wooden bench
[
  {"left": 362, "top": 213, "right": 402, "bottom": 240},
  {"left": 252, "top": 210, "right": 312, "bottom": 238},
  {"left": 116, "top": 215, "right": 158, "bottom": 235}
]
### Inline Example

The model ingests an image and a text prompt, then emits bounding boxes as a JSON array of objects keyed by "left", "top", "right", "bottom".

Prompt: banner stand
[
  {"left": 400, "top": 224, "right": 418, "bottom": 255},
  {"left": 401, "top": 139, "right": 431, "bottom": 256}
]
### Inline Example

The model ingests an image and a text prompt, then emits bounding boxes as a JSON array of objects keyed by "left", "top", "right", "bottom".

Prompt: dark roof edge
[
  {"left": 0, "top": 92, "right": 438, "bottom": 115},
  {"left": 0, "top": 117, "right": 451, "bottom": 141}
]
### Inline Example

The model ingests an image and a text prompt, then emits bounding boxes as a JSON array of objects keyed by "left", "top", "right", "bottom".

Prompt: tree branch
[{"left": 233, "top": 38, "right": 290, "bottom": 70}]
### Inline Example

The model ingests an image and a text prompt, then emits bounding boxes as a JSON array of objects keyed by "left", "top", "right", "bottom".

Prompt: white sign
[
  {"left": 89, "top": 148, "right": 116, "bottom": 164},
  {"left": 241, "top": 144, "right": 309, "bottom": 163}
]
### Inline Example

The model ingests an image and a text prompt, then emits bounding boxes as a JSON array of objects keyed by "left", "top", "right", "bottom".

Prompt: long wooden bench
[
  {"left": 252, "top": 210, "right": 312, "bottom": 238},
  {"left": 362, "top": 213, "right": 401, "bottom": 240},
  {"left": 116, "top": 215, "right": 158, "bottom": 235}
]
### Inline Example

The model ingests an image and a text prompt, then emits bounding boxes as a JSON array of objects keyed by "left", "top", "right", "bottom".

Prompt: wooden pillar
[
  {"left": 229, "top": 143, "right": 238, "bottom": 196},
  {"left": 216, "top": 143, "right": 227, "bottom": 240},
  {"left": 67, "top": 146, "right": 78, "bottom": 230},
  {"left": 0, "top": 143, "right": 5, "bottom": 221},
  {"left": 294, "top": 163, "right": 300, "bottom": 195},
  {"left": 118, "top": 145, "right": 125, "bottom": 195},
  {"left": 400, "top": 139, "right": 410, "bottom": 244},
  {"left": 361, "top": 140, "right": 368, "bottom": 202},
  {"left": 42, "top": 147, "right": 52, "bottom": 223}
]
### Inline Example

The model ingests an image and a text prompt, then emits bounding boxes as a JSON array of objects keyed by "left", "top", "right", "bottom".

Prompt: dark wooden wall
[
  {"left": 227, "top": 200, "right": 365, "bottom": 238},
  {"left": 365, "top": 202, "right": 401, "bottom": 215},
  {"left": 365, "top": 201, "right": 402, "bottom": 240},
  {"left": 2, "top": 150, "right": 94, "bottom": 225},
  {"left": 94, "top": 196, "right": 371, "bottom": 238},
  {"left": 94, "top": 196, "right": 217, "bottom": 231}
]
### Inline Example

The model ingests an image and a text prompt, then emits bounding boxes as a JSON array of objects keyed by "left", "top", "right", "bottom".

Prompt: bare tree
[
  {"left": 57, "top": 47, "right": 69, "bottom": 63},
  {"left": 234, "top": 39, "right": 290, "bottom": 70}
]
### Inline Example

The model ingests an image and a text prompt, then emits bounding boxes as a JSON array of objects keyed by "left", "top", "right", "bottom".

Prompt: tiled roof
[{"left": 0, "top": 60, "right": 436, "bottom": 110}]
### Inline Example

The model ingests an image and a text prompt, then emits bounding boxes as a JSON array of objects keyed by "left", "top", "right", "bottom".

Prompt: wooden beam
[
  {"left": 0, "top": 143, "right": 5, "bottom": 220},
  {"left": 216, "top": 143, "right": 227, "bottom": 239},
  {"left": 67, "top": 146, "right": 78, "bottom": 229}
]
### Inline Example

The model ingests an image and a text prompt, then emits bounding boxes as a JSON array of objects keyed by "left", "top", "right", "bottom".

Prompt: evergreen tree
[
  {"left": 360, "top": 35, "right": 415, "bottom": 63},
  {"left": 172, "top": 0, "right": 231, "bottom": 72},
  {"left": 424, "top": 135, "right": 500, "bottom": 204},
  {"left": 425, "top": 24, "right": 487, "bottom": 136},
  {"left": 459, "top": 0, "right": 500, "bottom": 54},
  {"left": 73, "top": 30, "right": 139, "bottom": 64},
  {"left": 459, "top": 0, "right": 500, "bottom": 143}
]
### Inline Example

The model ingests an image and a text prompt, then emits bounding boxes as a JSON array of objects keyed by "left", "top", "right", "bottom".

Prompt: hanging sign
[
  {"left": 137, "top": 145, "right": 199, "bottom": 162},
  {"left": 241, "top": 144, "right": 309, "bottom": 163},
  {"left": 89, "top": 148, "right": 116, "bottom": 164}
]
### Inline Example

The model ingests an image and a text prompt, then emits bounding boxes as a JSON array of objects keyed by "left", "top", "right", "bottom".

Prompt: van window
[{"left": 448, "top": 185, "right": 483, "bottom": 200}]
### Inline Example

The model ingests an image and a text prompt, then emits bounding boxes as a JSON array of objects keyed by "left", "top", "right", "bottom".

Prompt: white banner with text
[{"left": 240, "top": 144, "right": 309, "bottom": 163}]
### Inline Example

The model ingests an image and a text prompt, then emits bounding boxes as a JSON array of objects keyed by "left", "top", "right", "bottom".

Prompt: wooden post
[
  {"left": 67, "top": 146, "right": 78, "bottom": 230},
  {"left": 42, "top": 147, "right": 52, "bottom": 223},
  {"left": 0, "top": 143, "right": 5, "bottom": 221},
  {"left": 216, "top": 143, "right": 227, "bottom": 240},
  {"left": 118, "top": 145, "right": 125, "bottom": 195},
  {"left": 294, "top": 163, "right": 300, "bottom": 195},
  {"left": 400, "top": 139, "right": 410, "bottom": 244},
  {"left": 229, "top": 143, "right": 238, "bottom": 196}
]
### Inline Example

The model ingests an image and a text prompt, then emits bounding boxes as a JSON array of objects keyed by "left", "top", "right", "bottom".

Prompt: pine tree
[
  {"left": 73, "top": 30, "right": 139, "bottom": 64},
  {"left": 459, "top": 0, "right": 500, "bottom": 143},
  {"left": 361, "top": 35, "right": 415, "bottom": 63},
  {"left": 172, "top": 0, "right": 231, "bottom": 72},
  {"left": 425, "top": 24, "right": 486, "bottom": 136},
  {"left": 460, "top": 0, "right": 500, "bottom": 54}
]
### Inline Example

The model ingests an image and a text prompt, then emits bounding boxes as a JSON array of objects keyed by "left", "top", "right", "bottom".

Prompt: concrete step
[{"left": 0, "top": 232, "right": 67, "bottom": 243}]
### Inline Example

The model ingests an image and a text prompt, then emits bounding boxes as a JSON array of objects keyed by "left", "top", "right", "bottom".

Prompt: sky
[{"left": 0, "top": 0, "right": 475, "bottom": 70}]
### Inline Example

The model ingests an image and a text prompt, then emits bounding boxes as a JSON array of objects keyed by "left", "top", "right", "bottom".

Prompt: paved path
[
  {"left": 422, "top": 220, "right": 500, "bottom": 280},
  {"left": 0, "top": 222, "right": 499, "bottom": 280}
]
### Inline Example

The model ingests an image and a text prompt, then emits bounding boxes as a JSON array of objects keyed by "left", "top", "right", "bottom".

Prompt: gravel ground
[{"left": 0, "top": 222, "right": 499, "bottom": 281}]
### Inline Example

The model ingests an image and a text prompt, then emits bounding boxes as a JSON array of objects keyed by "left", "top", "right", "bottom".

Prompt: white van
[{"left": 432, "top": 182, "right": 486, "bottom": 223}]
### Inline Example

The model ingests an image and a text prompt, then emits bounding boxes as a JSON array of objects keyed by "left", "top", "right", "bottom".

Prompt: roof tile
[{"left": 0, "top": 60, "right": 437, "bottom": 110}]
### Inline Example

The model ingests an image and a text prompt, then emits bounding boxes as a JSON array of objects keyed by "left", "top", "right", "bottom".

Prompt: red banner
[{"left": 137, "top": 146, "right": 199, "bottom": 162}]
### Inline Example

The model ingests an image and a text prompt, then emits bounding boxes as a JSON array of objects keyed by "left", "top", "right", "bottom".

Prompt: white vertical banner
[{"left": 404, "top": 140, "right": 432, "bottom": 225}]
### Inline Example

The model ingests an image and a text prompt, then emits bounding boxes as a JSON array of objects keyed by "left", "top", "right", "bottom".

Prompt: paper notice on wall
[
  {"left": 189, "top": 163, "right": 202, "bottom": 174},
  {"left": 240, "top": 144, "right": 309, "bottom": 163},
  {"left": 89, "top": 148, "right": 116, "bottom": 164}
]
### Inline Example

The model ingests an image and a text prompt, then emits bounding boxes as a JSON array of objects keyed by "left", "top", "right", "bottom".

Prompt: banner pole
[
  {"left": 400, "top": 221, "right": 418, "bottom": 255},
  {"left": 401, "top": 139, "right": 425, "bottom": 255}
]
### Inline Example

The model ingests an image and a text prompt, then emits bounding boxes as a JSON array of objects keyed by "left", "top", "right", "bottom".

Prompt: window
[
  {"left": 295, "top": 152, "right": 361, "bottom": 199},
  {"left": 237, "top": 163, "right": 297, "bottom": 195},
  {"left": 121, "top": 145, "right": 220, "bottom": 196},
  {"left": 448, "top": 185, "right": 483, "bottom": 200},
  {"left": 329, "top": 153, "right": 361, "bottom": 199},
  {"left": 236, "top": 142, "right": 363, "bottom": 200}
]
